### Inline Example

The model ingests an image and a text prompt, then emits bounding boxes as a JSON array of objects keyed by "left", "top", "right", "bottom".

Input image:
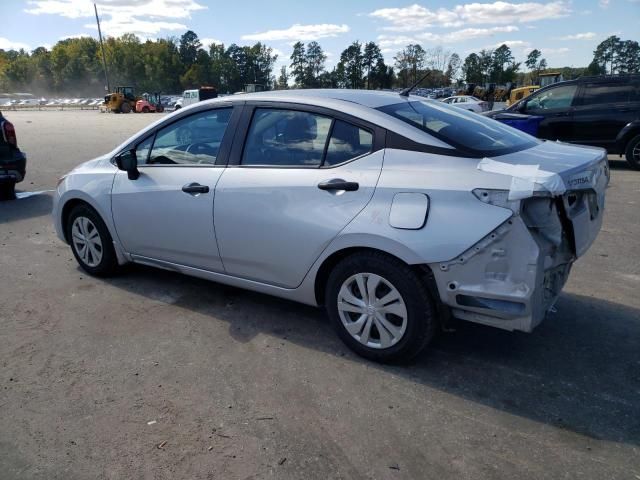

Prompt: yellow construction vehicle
[
  {"left": 103, "top": 86, "right": 139, "bottom": 113},
  {"left": 506, "top": 72, "right": 564, "bottom": 106}
]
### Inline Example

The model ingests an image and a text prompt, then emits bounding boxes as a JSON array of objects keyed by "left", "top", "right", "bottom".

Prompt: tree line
[{"left": 0, "top": 30, "right": 637, "bottom": 96}]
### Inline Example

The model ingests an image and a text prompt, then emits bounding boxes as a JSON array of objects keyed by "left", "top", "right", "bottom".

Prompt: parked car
[
  {"left": 486, "top": 74, "right": 640, "bottom": 169},
  {"left": 441, "top": 95, "right": 489, "bottom": 112},
  {"left": 0, "top": 110, "right": 27, "bottom": 198},
  {"left": 53, "top": 90, "right": 608, "bottom": 362},
  {"left": 177, "top": 87, "right": 218, "bottom": 109}
]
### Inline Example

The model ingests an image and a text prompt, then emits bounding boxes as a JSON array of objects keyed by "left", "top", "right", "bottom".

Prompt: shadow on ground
[
  {"left": 0, "top": 191, "right": 52, "bottom": 224},
  {"left": 103, "top": 264, "right": 640, "bottom": 447}
]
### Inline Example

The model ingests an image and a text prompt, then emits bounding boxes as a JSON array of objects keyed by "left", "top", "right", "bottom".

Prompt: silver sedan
[{"left": 53, "top": 89, "right": 608, "bottom": 362}]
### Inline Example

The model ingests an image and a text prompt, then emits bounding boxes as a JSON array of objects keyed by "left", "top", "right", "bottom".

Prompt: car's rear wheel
[
  {"left": 0, "top": 181, "right": 16, "bottom": 200},
  {"left": 625, "top": 134, "right": 640, "bottom": 170},
  {"left": 66, "top": 204, "right": 118, "bottom": 276},
  {"left": 325, "top": 251, "right": 437, "bottom": 363}
]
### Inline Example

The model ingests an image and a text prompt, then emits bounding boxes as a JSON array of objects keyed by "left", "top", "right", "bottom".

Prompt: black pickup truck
[{"left": 0, "top": 110, "right": 27, "bottom": 199}]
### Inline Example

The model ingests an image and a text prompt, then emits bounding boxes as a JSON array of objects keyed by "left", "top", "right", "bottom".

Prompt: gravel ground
[{"left": 1, "top": 110, "right": 639, "bottom": 480}]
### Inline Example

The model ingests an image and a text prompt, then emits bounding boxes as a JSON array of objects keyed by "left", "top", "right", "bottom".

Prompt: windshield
[{"left": 377, "top": 100, "right": 538, "bottom": 156}]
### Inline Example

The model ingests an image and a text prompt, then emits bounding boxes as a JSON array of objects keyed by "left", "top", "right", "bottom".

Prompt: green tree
[
  {"left": 462, "top": 53, "right": 482, "bottom": 84},
  {"left": 276, "top": 65, "right": 289, "bottom": 89},
  {"left": 617, "top": 40, "right": 640, "bottom": 73},
  {"left": 444, "top": 53, "right": 461, "bottom": 85},
  {"left": 305, "top": 41, "right": 326, "bottom": 87},
  {"left": 362, "top": 42, "right": 382, "bottom": 89},
  {"left": 179, "top": 30, "right": 201, "bottom": 68},
  {"left": 394, "top": 44, "right": 425, "bottom": 86},
  {"left": 339, "top": 41, "right": 364, "bottom": 89},
  {"left": 290, "top": 41, "right": 307, "bottom": 87},
  {"left": 593, "top": 35, "right": 622, "bottom": 74}
]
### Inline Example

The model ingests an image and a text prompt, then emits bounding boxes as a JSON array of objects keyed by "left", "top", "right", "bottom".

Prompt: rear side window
[
  {"left": 581, "top": 83, "right": 635, "bottom": 105},
  {"left": 324, "top": 120, "right": 373, "bottom": 166},
  {"left": 242, "top": 109, "right": 332, "bottom": 167},
  {"left": 377, "top": 100, "right": 537, "bottom": 156}
]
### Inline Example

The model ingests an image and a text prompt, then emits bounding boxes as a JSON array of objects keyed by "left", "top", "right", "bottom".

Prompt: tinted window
[
  {"left": 525, "top": 84, "right": 577, "bottom": 112},
  {"left": 147, "top": 108, "right": 232, "bottom": 165},
  {"left": 377, "top": 100, "right": 537, "bottom": 156},
  {"left": 324, "top": 120, "right": 373, "bottom": 166},
  {"left": 242, "top": 109, "right": 332, "bottom": 166},
  {"left": 581, "top": 83, "right": 635, "bottom": 105}
]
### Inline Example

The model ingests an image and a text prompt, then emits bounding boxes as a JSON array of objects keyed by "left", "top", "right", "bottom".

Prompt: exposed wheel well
[
  {"left": 60, "top": 198, "right": 93, "bottom": 243},
  {"left": 620, "top": 128, "right": 640, "bottom": 153},
  {"left": 313, "top": 247, "right": 440, "bottom": 307}
]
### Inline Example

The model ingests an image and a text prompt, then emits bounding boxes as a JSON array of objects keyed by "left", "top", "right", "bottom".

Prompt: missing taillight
[{"left": 1, "top": 120, "right": 17, "bottom": 147}]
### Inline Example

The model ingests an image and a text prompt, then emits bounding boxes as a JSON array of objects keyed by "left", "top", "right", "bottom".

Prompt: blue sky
[{"left": 0, "top": 0, "right": 638, "bottom": 72}]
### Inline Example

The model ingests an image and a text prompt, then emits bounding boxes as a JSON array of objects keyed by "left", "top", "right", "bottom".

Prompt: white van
[{"left": 175, "top": 87, "right": 217, "bottom": 109}]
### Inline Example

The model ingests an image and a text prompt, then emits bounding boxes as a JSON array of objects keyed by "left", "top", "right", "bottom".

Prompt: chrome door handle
[{"left": 182, "top": 182, "right": 209, "bottom": 195}]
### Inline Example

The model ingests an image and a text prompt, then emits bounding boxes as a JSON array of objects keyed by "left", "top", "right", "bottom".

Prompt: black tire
[
  {"left": 120, "top": 101, "right": 131, "bottom": 114},
  {"left": 142, "top": 106, "right": 150, "bottom": 113},
  {"left": 174, "top": 104, "right": 181, "bottom": 110},
  {"left": 325, "top": 251, "right": 437, "bottom": 363},
  {"left": 0, "top": 181, "right": 16, "bottom": 200},
  {"left": 625, "top": 134, "right": 640, "bottom": 170},
  {"left": 157, "top": 105, "right": 164, "bottom": 113},
  {"left": 66, "top": 204, "right": 118, "bottom": 276}
]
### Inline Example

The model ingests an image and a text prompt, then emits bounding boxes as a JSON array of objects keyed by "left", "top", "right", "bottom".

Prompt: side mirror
[
  {"left": 516, "top": 101, "right": 527, "bottom": 113},
  {"left": 115, "top": 149, "right": 139, "bottom": 180}
]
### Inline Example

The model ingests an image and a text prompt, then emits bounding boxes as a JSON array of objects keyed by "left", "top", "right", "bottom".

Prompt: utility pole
[{"left": 94, "top": 3, "right": 110, "bottom": 92}]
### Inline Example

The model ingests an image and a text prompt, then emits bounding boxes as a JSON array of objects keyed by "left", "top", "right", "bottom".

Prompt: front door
[
  {"left": 214, "top": 106, "right": 384, "bottom": 288},
  {"left": 523, "top": 83, "right": 579, "bottom": 142},
  {"left": 111, "top": 107, "right": 235, "bottom": 272}
]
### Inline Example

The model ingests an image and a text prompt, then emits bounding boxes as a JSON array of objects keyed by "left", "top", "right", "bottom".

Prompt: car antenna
[{"left": 399, "top": 70, "right": 432, "bottom": 97}]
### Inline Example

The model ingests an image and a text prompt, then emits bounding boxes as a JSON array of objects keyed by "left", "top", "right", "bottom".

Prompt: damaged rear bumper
[{"left": 429, "top": 162, "right": 607, "bottom": 332}]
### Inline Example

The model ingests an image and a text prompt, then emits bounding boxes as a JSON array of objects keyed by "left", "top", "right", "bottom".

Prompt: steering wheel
[{"left": 186, "top": 142, "right": 216, "bottom": 163}]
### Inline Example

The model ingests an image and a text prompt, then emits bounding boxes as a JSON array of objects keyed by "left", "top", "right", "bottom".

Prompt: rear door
[
  {"left": 522, "top": 83, "right": 579, "bottom": 141},
  {"left": 570, "top": 80, "right": 639, "bottom": 150},
  {"left": 213, "top": 103, "right": 385, "bottom": 288}
]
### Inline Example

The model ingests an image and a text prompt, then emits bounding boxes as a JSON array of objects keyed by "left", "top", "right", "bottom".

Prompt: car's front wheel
[
  {"left": 625, "top": 134, "right": 640, "bottom": 170},
  {"left": 66, "top": 204, "right": 118, "bottom": 276},
  {"left": 325, "top": 251, "right": 437, "bottom": 363}
]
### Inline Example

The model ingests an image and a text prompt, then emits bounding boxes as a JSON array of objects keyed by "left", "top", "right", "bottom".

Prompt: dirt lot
[{"left": 1, "top": 110, "right": 639, "bottom": 480}]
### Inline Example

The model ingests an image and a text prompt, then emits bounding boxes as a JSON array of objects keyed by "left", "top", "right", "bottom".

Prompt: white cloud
[
  {"left": 0, "top": 37, "right": 31, "bottom": 50},
  {"left": 25, "top": 0, "right": 206, "bottom": 38},
  {"left": 599, "top": 0, "right": 611, "bottom": 7},
  {"left": 542, "top": 47, "right": 570, "bottom": 55},
  {"left": 377, "top": 25, "right": 519, "bottom": 49},
  {"left": 558, "top": 32, "right": 597, "bottom": 40},
  {"left": 59, "top": 33, "right": 94, "bottom": 41},
  {"left": 370, "top": 4, "right": 461, "bottom": 31},
  {"left": 241, "top": 24, "right": 349, "bottom": 42},
  {"left": 369, "top": 1, "right": 570, "bottom": 31},
  {"left": 200, "top": 37, "right": 224, "bottom": 47},
  {"left": 488, "top": 40, "right": 532, "bottom": 49}
]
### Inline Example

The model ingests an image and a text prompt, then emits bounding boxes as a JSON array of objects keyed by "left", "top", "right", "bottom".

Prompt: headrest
[{"left": 283, "top": 113, "right": 317, "bottom": 143}]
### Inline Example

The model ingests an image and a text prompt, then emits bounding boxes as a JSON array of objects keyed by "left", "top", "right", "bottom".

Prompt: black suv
[
  {"left": 486, "top": 74, "right": 640, "bottom": 169},
  {"left": 0, "top": 110, "right": 26, "bottom": 199}
]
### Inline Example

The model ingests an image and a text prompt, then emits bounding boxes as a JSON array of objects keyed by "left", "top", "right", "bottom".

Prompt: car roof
[{"left": 223, "top": 89, "right": 419, "bottom": 109}]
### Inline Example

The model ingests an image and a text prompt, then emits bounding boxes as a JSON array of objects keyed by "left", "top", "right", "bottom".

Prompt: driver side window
[
  {"left": 525, "top": 85, "right": 577, "bottom": 113},
  {"left": 145, "top": 108, "right": 232, "bottom": 165}
]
